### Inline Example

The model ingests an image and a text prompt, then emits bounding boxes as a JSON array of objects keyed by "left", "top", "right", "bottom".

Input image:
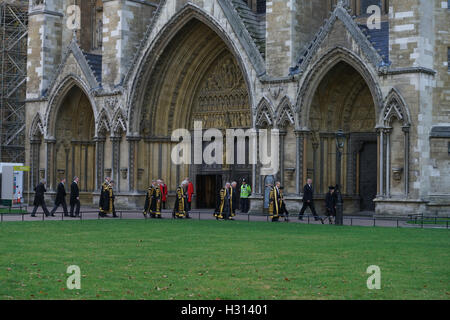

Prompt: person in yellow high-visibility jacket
[{"left": 240, "top": 179, "right": 251, "bottom": 213}]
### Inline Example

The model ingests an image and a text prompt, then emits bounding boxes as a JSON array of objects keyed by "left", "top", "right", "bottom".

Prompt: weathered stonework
[{"left": 24, "top": 0, "right": 450, "bottom": 215}]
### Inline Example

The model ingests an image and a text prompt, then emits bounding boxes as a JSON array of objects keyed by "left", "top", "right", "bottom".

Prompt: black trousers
[
  {"left": 162, "top": 200, "right": 166, "bottom": 209},
  {"left": 32, "top": 202, "right": 50, "bottom": 216},
  {"left": 70, "top": 200, "right": 80, "bottom": 216},
  {"left": 299, "top": 201, "right": 320, "bottom": 220},
  {"left": 240, "top": 198, "right": 250, "bottom": 213},
  {"left": 51, "top": 200, "right": 68, "bottom": 216}
]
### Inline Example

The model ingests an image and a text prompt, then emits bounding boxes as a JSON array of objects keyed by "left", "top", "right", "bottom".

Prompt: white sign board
[{"left": 0, "top": 163, "right": 24, "bottom": 204}]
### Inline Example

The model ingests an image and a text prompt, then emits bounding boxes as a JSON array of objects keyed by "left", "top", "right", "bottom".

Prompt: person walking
[
  {"left": 186, "top": 178, "right": 194, "bottom": 214},
  {"left": 299, "top": 178, "right": 323, "bottom": 223},
  {"left": 70, "top": 177, "right": 81, "bottom": 217},
  {"left": 50, "top": 178, "right": 68, "bottom": 217},
  {"left": 325, "top": 186, "right": 337, "bottom": 224},
  {"left": 31, "top": 179, "right": 50, "bottom": 217},
  {"left": 159, "top": 179, "right": 168, "bottom": 210}
]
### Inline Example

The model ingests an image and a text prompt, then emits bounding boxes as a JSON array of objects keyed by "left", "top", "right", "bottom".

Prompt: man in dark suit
[
  {"left": 50, "top": 178, "right": 68, "bottom": 216},
  {"left": 299, "top": 178, "right": 323, "bottom": 223},
  {"left": 70, "top": 177, "right": 80, "bottom": 217},
  {"left": 31, "top": 179, "right": 50, "bottom": 217}
]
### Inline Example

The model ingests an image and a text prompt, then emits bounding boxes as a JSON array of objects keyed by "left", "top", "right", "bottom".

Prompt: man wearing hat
[
  {"left": 325, "top": 186, "right": 337, "bottom": 224},
  {"left": 240, "top": 179, "right": 251, "bottom": 214}
]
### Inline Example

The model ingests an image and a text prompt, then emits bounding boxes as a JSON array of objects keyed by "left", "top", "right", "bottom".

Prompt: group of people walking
[
  {"left": 31, "top": 177, "right": 80, "bottom": 218},
  {"left": 31, "top": 175, "right": 337, "bottom": 224},
  {"left": 267, "top": 178, "right": 338, "bottom": 224}
]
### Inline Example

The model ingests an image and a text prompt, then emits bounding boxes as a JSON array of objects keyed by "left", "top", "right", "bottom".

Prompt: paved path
[{"left": 1, "top": 206, "right": 448, "bottom": 229}]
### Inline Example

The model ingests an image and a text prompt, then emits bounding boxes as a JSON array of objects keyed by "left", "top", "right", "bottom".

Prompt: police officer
[{"left": 240, "top": 179, "right": 251, "bottom": 213}]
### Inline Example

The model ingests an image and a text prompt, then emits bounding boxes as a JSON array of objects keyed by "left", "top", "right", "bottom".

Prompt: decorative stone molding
[
  {"left": 255, "top": 97, "right": 274, "bottom": 128},
  {"left": 392, "top": 167, "right": 403, "bottom": 181},
  {"left": 120, "top": 168, "right": 128, "bottom": 180},
  {"left": 276, "top": 96, "right": 295, "bottom": 128},
  {"left": 104, "top": 168, "right": 112, "bottom": 178},
  {"left": 381, "top": 88, "right": 411, "bottom": 127}
]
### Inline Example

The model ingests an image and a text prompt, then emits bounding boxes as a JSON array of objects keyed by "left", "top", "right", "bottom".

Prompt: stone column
[
  {"left": 294, "top": 130, "right": 308, "bottom": 195},
  {"left": 402, "top": 126, "right": 410, "bottom": 197},
  {"left": 45, "top": 138, "right": 56, "bottom": 190},
  {"left": 127, "top": 136, "right": 140, "bottom": 193},
  {"left": 251, "top": 128, "right": 258, "bottom": 193},
  {"left": 319, "top": 135, "right": 324, "bottom": 194},
  {"left": 384, "top": 128, "right": 392, "bottom": 198},
  {"left": 312, "top": 141, "right": 319, "bottom": 192},
  {"left": 378, "top": 128, "right": 384, "bottom": 197},
  {"left": 30, "top": 139, "right": 41, "bottom": 189},
  {"left": 111, "top": 136, "right": 121, "bottom": 191},
  {"left": 94, "top": 137, "right": 106, "bottom": 191},
  {"left": 279, "top": 130, "right": 287, "bottom": 186}
]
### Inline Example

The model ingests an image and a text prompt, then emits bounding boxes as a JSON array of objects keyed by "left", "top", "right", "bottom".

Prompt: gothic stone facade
[{"left": 25, "top": 0, "right": 450, "bottom": 215}]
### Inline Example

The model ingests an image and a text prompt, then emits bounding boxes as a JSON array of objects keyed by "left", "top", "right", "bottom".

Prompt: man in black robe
[
  {"left": 173, "top": 181, "right": 188, "bottom": 219},
  {"left": 50, "top": 178, "right": 68, "bottom": 217},
  {"left": 299, "top": 178, "right": 323, "bottom": 223},
  {"left": 99, "top": 180, "right": 117, "bottom": 218},
  {"left": 70, "top": 177, "right": 80, "bottom": 217},
  {"left": 31, "top": 179, "right": 50, "bottom": 217},
  {"left": 215, "top": 182, "right": 233, "bottom": 220}
]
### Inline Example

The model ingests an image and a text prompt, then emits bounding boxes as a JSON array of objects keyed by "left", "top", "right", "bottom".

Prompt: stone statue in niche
[{"left": 34, "top": 0, "right": 45, "bottom": 6}]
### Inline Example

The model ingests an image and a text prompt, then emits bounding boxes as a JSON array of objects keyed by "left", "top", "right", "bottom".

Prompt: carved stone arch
[
  {"left": 111, "top": 108, "right": 127, "bottom": 136},
  {"left": 255, "top": 97, "right": 275, "bottom": 128},
  {"left": 381, "top": 88, "right": 411, "bottom": 127},
  {"left": 296, "top": 46, "right": 383, "bottom": 129},
  {"left": 276, "top": 96, "right": 295, "bottom": 128},
  {"left": 96, "top": 108, "right": 111, "bottom": 137},
  {"left": 126, "top": 3, "right": 255, "bottom": 135},
  {"left": 45, "top": 75, "right": 98, "bottom": 138},
  {"left": 341, "top": 79, "right": 367, "bottom": 131},
  {"left": 29, "top": 113, "right": 45, "bottom": 140}
]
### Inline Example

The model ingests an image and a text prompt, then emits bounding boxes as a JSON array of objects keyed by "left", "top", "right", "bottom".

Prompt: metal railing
[{"left": 1, "top": 209, "right": 449, "bottom": 229}]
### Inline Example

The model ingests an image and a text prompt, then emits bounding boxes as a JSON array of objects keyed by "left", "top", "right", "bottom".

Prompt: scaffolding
[{"left": 0, "top": 0, "right": 28, "bottom": 163}]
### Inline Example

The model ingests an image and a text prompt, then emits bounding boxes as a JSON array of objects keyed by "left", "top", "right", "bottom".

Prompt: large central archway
[{"left": 134, "top": 17, "right": 253, "bottom": 209}]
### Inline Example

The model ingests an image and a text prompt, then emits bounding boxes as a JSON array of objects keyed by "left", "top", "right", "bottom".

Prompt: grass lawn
[{"left": 0, "top": 219, "right": 449, "bottom": 300}]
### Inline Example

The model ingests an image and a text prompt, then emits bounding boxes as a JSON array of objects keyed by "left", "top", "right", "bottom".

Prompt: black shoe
[
  {"left": 64, "top": 214, "right": 69, "bottom": 217},
  {"left": 70, "top": 214, "right": 75, "bottom": 217},
  {"left": 298, "top": 217, "right": 303, "bottom": 221},
  {"left": 51, "top": 214, "right": 55, "bottom": 217},
  {"left": 31, "top": 214, "right": 36, "bottom": 217}
]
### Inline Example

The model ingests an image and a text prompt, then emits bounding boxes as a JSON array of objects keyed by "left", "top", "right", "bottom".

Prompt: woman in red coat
[
  {"left": 186, "top": 178, "right": 194, "bottom": 213},
  {"left": 158, "top": 179, "right": 168, "bottom": 209}
]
